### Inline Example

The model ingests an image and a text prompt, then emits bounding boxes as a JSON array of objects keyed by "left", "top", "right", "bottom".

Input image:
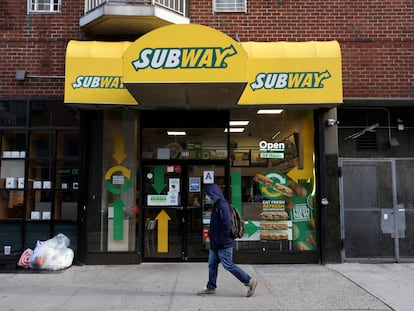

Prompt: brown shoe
[{"left": 197, "top": 288, "right": 216, "bottom": 295}]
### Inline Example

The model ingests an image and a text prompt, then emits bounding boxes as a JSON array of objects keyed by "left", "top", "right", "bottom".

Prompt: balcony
[{"left": 80, "top": 0, "right": 189, "bottom": 36}]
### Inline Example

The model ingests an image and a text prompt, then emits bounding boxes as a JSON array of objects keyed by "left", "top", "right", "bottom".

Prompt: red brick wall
[
  {"left": 0, "top": 0, "right": 86, "bottom": 98},
  {"left": 190, "top": 0, "right": 414, "bottom": 98},
  {"left": 0, "top": 0, "right": 413, "bottom": 99}
]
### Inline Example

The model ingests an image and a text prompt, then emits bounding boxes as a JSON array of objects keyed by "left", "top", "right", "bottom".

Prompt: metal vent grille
[
  {"left": 213, "top": 0, "right": 247, "bottom": 12},
  {"left": 356, "top": 132, "right": 377, "bottom": 150}
]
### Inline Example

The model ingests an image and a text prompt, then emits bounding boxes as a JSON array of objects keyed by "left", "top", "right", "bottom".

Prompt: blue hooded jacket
[{"left": 204, "top": 184, "right": 234, "bottom": 250}]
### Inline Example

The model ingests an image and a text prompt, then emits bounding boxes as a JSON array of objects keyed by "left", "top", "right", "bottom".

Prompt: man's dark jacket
[{"left": 204, "top": 184, "right": 234, "bottom": 250}]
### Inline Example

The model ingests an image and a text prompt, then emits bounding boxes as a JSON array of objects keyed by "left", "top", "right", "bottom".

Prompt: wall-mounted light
[
  {"left": 325, "top": 118, "right": 339, "bottom": 127},
  {"left": 15, "top": 70, "right": 64, "bottom": 80},
  {"left": 397, "top": 118, "right": 405, "bottom": 131},
  {"left": 15, "top": 70, "right": 26, "bottom": 80}
]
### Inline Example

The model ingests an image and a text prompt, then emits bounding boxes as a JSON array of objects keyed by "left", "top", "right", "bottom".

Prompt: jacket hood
[{"left": 204, "top": 184, "right": 225, "bottom": 203}]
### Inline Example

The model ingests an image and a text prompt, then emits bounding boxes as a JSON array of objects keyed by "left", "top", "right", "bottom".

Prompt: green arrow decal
[
  {"left": 244, "top": 220, "right": 259, "bottom": 237},
  {"left": 151, "top": 166, "right": 166, "bottom": 194},
  {"left": 113, "top": 197, "right": 125, "bottom": 240},
  {"left": 105, "top": 179, "right": 132, "bottom": 195}
]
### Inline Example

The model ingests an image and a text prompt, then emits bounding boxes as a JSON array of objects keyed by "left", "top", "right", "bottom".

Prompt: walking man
[{"left": 197, "top": 183, "right": 258, "bottom": 297}]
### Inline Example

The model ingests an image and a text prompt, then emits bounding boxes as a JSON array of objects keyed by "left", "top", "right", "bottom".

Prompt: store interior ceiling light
[
  {"left": 257, "top": 109, "right": 284, "bottom": 114},
  {"left": 230, "top": 120, "right": 249, "bottom": 126},
  {"left": 224, "top": 128, "right": 245, "bottom": 133},
  {"left": 272, "top": 131, "right": 281, "bottom": 140},
  {"left": 167, "top": 131, "right": 186, "bottom": 136}
]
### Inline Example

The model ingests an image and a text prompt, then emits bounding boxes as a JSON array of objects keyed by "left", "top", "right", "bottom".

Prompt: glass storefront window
[
  {"left": 0, "top": 100, "right": 80, "bottom": 257},
  {"left": 85, "top": 110, "right": 137, "bottom": 253},
  {"left": 230, "top": 110, "right": 317, "bottom": 253},
  {"left": 0, "top": 189, "right": 24, "bottom": 219},
  {"left": 29, "top": 131, "right": 53, "bottom": 157},
  {"left": 26, "top": 190, "right": 53, "bottom": 220},
  {"left": 55, "top": 190, "right": 78, "bottom": 220},
  {"left": 30, "top": 101, "right": 80, "bottom": 127},
  {"left": 57, "top": 130, "right": 80, "bottom": 158},
  {"left": 0, "top": 101, "right": 27, "bottom": 126},
  {"left": 142, "top": 127, "right": 228, "bottom": 161}
]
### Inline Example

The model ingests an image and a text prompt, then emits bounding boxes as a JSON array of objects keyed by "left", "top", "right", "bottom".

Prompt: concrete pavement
[{"left": 1, "top": 262, "right": 413, "bottom": 311}]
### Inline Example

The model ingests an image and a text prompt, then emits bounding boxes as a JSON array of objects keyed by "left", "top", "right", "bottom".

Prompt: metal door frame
[
  {"left": 141, "top": 161, "right": 228, "bottom": 262},
  {"left": 339, "top": 158, "right": 401, "bottom": 262}
]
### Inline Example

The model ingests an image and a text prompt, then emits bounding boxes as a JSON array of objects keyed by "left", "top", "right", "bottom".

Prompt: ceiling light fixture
[
  {"left": 272, "top": 131, "right": 281, "bottom": 140},
  {"left": 224, "top": 128, "right": 245, "bottom": 133},
  {"left": 167, "top": 131, "right": 186, "bottom": 136},
  {"left": 230, "top": 120, "right": 249, "bottom": 126},
  {"left": 257, "top": 109, "right": 284, "bottom": 114}
]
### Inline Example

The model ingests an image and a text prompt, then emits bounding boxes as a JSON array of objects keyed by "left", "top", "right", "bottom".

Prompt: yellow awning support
[
  {"left": 238, "top": 41, "right": 343, "bottom": 105},
  {"left": 64, "top": 41, "right": 137, "bottom": 106}
]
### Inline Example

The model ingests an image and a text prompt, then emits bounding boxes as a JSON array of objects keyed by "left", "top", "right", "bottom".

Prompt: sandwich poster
[{"left": 254, "top": 170, "right": 317, "bottom": 251}]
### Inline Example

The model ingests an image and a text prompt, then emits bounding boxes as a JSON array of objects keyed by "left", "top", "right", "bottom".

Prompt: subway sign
[
  {"left": 71, "top": 76, "right": 126, "bottom": 89},
  {"left": 250, "top": 71, "right": 332, "bottom": 91},
  {"left": 131, "top": 46, "right": 238, "bottom": 71}
]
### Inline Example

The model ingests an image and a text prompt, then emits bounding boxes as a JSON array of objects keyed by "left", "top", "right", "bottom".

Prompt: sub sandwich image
[
  {"left": 259, "top": 221, "right": 289, "bottom": 230},
  {"left": 253, "top": 173, "right": 293, "bottom": 197},
  {"left": 259, "top": 211, "right": 289, "bottom": 220},
  {"left": 260, "top": 231, "right": 289, "bottom": 241}
]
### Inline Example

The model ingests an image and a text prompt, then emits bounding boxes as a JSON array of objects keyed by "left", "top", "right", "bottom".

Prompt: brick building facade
[{"left": 0, "top": 1, "right": 413, "bottom": 266}]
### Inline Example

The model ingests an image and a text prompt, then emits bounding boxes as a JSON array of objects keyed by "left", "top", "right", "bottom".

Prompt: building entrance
[
  {"left": 339, "top": 158, "right": 414, "bottom": 262},
  {"left": 142, "top": 163, "right": 226, "bottom": 261}
]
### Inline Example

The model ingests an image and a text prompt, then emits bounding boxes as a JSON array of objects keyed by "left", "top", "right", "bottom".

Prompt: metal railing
[{"left": 84, "top": 0, "right": 186, "bottom": 16}]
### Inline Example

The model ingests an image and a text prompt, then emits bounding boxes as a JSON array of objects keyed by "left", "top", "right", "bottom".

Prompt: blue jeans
[{"left": 206, "top": 247, "right": 251, "bottom": 289}]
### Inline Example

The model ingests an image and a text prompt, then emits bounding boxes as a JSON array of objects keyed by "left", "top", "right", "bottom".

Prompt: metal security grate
[
  {"left": 356, "top": 132, "right": 377, "bottom": 150},
  {"left": 213, "top": 0, "right": 247, "bottom": 13}
]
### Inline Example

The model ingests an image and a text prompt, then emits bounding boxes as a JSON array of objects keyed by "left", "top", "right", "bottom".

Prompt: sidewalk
[{"left": 1, "top": 262, "right": 413, "bottom": 311}]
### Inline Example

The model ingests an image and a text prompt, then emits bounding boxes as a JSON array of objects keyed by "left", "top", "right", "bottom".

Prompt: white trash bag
[{"left": 29, "top": 233, "right": 74, "bottom": 270}]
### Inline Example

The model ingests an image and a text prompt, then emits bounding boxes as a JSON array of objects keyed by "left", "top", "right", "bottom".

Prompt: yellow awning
[
  {"left": 238, "top": 41, "right": 343, "bottom": 105},
  {"left": 64, "top": 41, "right": 137, "bottom": 106},
  {"left": 64, "top": 26, "right": 342, "bottom": 107},
  {"left": 122, "top": 24, "right": 248, "bottom": 108}
]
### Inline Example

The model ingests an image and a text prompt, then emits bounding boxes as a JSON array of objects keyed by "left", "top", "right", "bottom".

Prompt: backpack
[{"left": 229, "top": 204, "right": 244, "bottom": 239}]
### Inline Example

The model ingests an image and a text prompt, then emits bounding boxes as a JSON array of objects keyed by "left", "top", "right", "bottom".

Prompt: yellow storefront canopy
[
  {"left": 122, "top": 24, "right": 248, "bottom": 108},
  {"left": 64, "top": 25, "right": 342, "bottom": 107},
  {"left": 65, "top": 41, "right": 137, "bottom": 106},
  {"left": 239, "top": 41, "right": 342, "bottom": 105}
]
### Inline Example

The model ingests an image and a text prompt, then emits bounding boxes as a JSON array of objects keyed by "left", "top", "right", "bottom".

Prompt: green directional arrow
[
  {"left": 151, "top": 166, "right": 166, "bottom": 194},
  {"left": 244, "top": 220, "right": 259, "bottom": 237},
  {"left": 113, "top": 197, "right": 125, "bottom": 240}
]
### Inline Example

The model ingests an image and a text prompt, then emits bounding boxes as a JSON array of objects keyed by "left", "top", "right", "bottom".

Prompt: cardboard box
[
  {"left": 5, "top": 177, "right": 17, "bottom": 189},
  {"left": 42, "top": 211, "right": 51, "bottom": 220},
  {"left": 31, "top": 211, "right": 41, "bottom": 220},
  {"left": 17, "top": 177, "right": 25, "bottom": 189},
  {"left": 11, "top": 151, "right": 20, "bottom": 158},
  {"left": 33, "top": 181, "right": 42, "bottom": 189}
]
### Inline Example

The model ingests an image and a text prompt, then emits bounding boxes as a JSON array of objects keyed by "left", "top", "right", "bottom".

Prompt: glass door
[{"left": 142, "top": 163, "right": 226, "bottom": 261}]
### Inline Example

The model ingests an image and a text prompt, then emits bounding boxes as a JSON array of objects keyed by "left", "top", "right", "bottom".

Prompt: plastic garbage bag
[{"left": 29, "top": 233, "right": 74, "bottom": 270}]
